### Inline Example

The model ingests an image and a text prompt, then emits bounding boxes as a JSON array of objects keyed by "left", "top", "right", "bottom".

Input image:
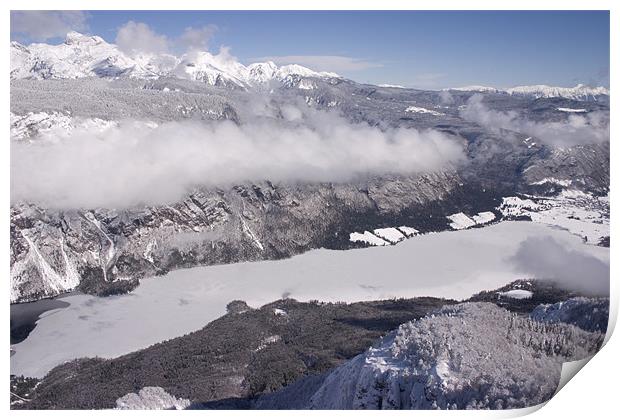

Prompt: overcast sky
[{"left": 10, "top": 10, "right": 610, "bottom": 89}]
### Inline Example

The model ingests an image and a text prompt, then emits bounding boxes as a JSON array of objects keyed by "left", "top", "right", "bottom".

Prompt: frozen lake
[{"left": 10, "top": 221, "right": 609, "bottom": 378}]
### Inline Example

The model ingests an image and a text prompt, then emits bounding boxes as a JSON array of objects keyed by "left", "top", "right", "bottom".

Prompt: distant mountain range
[
  {"left": 449, "top": 84, "right": 609, "bottom": 101},
  {"left": 11, "top": 31, "right": 609, "bottom": 100}
]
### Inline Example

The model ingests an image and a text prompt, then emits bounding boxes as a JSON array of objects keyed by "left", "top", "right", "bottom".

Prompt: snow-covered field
[
  {"left": 10, "top": 221, "right": 608, "bottom": 378},
  {"left": 351, "top": 211, "right": 500, "bottom": 247},
  {"left": 498, "top": 190, "right": 609, "bottom": 244},
  {"left": 373, "top": 227, "right": 405, "bottom": 243},
  {"left": 349, "top": 231, "right": 389, "bottom": 246},
  {"left": 447, "top": 211, "right": 496, "bottom": 230},
  {"left": 472, "top": 211, "right": 496, "bottom": 224},
  {"left": 447, "top": 212, "right": 477, "bottom": 230},
  {"left": 349, "top": 226, "right": 418, "bottom": 246}
]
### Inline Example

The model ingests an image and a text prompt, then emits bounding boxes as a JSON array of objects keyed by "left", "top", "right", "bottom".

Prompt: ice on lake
[{"left": 11, "top": 221, "right": 609, "bottom": 378}]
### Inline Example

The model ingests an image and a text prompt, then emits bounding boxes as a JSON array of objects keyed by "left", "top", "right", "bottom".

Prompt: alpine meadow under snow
[{"left": 9, "top": 13, "right": 611, "bottom": 412}]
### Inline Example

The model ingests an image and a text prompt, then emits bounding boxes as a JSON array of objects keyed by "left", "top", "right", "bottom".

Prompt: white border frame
[{"left": 2, "top": 1, "right": 616, "bottom": 418}]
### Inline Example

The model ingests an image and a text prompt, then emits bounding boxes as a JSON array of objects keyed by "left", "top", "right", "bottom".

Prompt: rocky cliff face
[{"left": 10, "top": 173, "right": 466, "bottom": 302}]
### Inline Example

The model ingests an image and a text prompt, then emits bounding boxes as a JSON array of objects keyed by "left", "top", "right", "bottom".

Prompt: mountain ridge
[
  {"left": 11, "top": 32, "right": 608, "bottom": 100},
  {"left": 10, "top": 31, "right": 340, "bottom": 88},
  {"left": 449, "top": 83, "right": 609, "bottom": 101}
]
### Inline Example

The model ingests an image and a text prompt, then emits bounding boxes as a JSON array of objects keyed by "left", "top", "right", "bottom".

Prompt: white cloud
[
  {"left": 510, "top": 236, "right": 609, "bottom": 296},
  {"left": 439, "top": 90, "right": 454, "bottom": 105},
  {"left": 115, "top": 21, "right": 170, "bottom": 56},
  {"left": 461, "top": 94, "right": 610, "bottom": 147},
  {"left": 178, "top": 25, "right": 218, "bottom": 51},
  {"left": 116, "top": 21, "right": 218, "bottom": 57},
  {"left": 11, "top": 11, "right": 89, "bottom": 41},
  {"left": 257, "top": 55, "right": 382, "bottom": 72},
  {"left": 11, "top": 110, "right": 465, "bottom": 209}
]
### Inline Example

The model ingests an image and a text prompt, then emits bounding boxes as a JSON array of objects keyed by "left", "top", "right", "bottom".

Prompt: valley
[
  {"left": 10, "top": 221, "right": 609, "bottom": 379},
  {"left": 8, "top": 22, "right": 611, "bottom": 411}
]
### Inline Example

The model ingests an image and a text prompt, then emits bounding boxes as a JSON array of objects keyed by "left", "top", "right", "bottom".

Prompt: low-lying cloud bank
[
  {"left": 510, "top": 236, "right": 609, "bottom": 296},
  {"left": 461, "top": 95, "right": 609, "bottom": 147},
  {"left": 11, "top": 112, "right": 465, "bottom": 209}
]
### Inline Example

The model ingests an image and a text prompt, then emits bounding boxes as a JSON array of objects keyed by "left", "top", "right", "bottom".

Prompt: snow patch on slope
[
  {"left": 240, "top": 216, "right": 264, "bottom": 251},
  {"left": 557, "top": 107, "right": 587, "bottom": 113},
  {"left": 530, "top": 178, "right": 572, "bottom": 187},
  {"left": 405, "top": 106, "right": 444, "bottom": 116},
  {"left": 499, "top": 289, "right": 533, "bottom": 300}
]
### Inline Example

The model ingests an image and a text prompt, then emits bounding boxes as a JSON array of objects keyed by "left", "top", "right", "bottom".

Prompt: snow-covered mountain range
[
  {"left": 11, "top": 32, "right": 608, "bottom": 100},
  {"left": 450, "top": 84, "right": 609, "bottom": 101},
  {"left": 505, "top": 84, "right": 609, "bottom": 100},
  {"left": 10, "top": 31, "right": 338, "bottom": 88}
]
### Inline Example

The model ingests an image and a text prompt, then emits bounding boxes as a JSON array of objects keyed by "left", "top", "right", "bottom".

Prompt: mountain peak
[
  {"left": 65, "top": 31, "right": 105, "bottom": 46},
  {"left": 247, "top": 61, "right": 278, "bottom": 83},
  {"left": 11, "top": 34, "right": 339, "bottom": 86},
  {"left": 277, "top": 64, "right": 338, "bottom": 79}
]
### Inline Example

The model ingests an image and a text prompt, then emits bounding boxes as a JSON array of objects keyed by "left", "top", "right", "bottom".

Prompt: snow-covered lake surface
[{"left": 11, "top": 221, "right": 608, "bottom": 378}]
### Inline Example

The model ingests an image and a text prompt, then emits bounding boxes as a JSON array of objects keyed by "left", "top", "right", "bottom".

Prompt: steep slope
[
  {"left": 305, "top": 302, "right": 603, "bottom": 409},
  {"left": 10, "top": 172, "right": 471, "bottom": 303},
  {"left": 530, "top": 297, "right": 609, "bottom": 332}
]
